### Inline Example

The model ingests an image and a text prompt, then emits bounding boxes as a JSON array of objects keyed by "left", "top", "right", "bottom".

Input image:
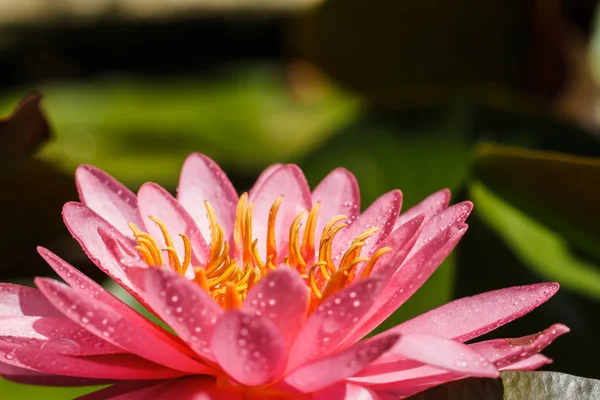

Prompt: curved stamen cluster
[{"left": 129, "top": 193, "right": 391, "bottom": 310}]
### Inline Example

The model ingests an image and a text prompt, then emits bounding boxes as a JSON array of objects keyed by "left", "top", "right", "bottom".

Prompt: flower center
[{"left": 128, "top": 193, "right": 391, "bottom": 311}]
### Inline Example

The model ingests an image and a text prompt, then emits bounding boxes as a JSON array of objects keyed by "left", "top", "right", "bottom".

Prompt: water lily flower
[{"left": 0, "top": 153, "right": 567, "bottom": 399}]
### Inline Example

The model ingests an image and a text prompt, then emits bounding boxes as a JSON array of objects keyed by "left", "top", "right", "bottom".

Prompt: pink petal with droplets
[
  {"left": 13, "top": 346, "right": 184, "bottom": 380},
  {"left": 35, "top": 278, "right": 209, "bottom": 374},
  {"left": 38, "top": 248, "right": 185, "bottom": 352},
  {"left": 0, "top": 283, "right": 62, "bottom": 318},
  {"left": 211, "top": 310, "right": 287, "bottom": 386},
  {"left": 409, "top": 201, "right": 472, "bottom": 256},
  {"left": 127, "top": 267, "right": 223, "bottom": 362},
  {"left": 75, "top": 165, "right": 141, "bottom": 239},
  {"left": 470, "top": 323, "right": 569, "bottom": 369},
  {"left": 332, "top": 190, "right": 402, "bottom": 261},
  {"left": 243, "top": 267, "right": 308, "bottom": 347},
  {"left": 393, "top": 189, "right": 450, "bottom": 230},
  {"left": 0, "top": 362, "right": 113, "bottom": 386},
  {"left": 138, "top": 183, "right": 208, "bottom": 266},
  {"left": 341, "top": 215, "right": 425, "bottom": 346},
  {"left": 388, "top": 283, "right": 560, "bottom": 342},
  {"left": 287, "top": 277, "right": 383, "bottom": 372},
  {"left": 285, "top": 334, "right": 400, "bottom": 393},
  {"left": 351, "top": 224, "right": 468, "bottom": 343},
  {"left": 0, "top": 316, "right": 123, "bottom": 356},
  {"left": 248, "top": 165, "right": 312, "bottom": 261},
  {"left": 349, "top": 363, "right": 447, "bottom": 385},
  {"left": 177, "top": 153, "right": 239, "bottom": 240},
  {"left": 380, "top": 333, "right": 498, "bottom": 378},
  {"left": 500, "top": 354, "right": 552, "bottom": 371},
  {"left": 62, "top": 202, "right": 136, "bottom": 287},
  {"left": 311, "top": 168, "right": 360, "bottom": 246}
]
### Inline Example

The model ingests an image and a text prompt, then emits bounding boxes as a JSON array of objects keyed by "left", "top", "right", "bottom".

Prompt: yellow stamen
[{"left": 128, "top": 196, "right": 393, "bottom": 312}]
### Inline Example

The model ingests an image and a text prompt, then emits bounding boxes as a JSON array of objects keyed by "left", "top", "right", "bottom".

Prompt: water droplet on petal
[{"left": 40, "top": 338, "right": 81, "bottom": 355}]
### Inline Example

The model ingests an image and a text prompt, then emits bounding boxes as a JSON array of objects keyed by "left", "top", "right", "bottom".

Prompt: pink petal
[
  {"left": 351, "top": 223, "right": 468, "bottom": 342},
  {"left": 248, "top": 164, "right": 284, "bottom": 198},
  {"left": 341, "top": 215, "right": 426, "bottom": 345},
  {"left": 311, "top": 168, "right": 360, "bottom": 246},
  {"left": 75, "top": 165, "right": 141, "bottom": 239},
  {"left": 313, "top": 382, "right": 379, "bottom": 400},
  {"left": 248, "top": 165, "right": 312, "bottom": 261},
  {"left": 410, "top": 201, "right": 472, "bottom": 256},
  {"left": 349, "top": 363, "right": 447, "bottom": 385},
  {"left": 0, "top": 316, "right": 123, "bottom": 356},
  {"left": 380, "top": 333, "right": 498, "bottom": 378},
  {"left": 287, "top": 277, "right": 383, "bottom": 371},
  {"left": 285, "top": 333, "right": 400, "bottom": 393},
  {"left": 211, "top": 310, "right": 287, "bottom": 386},
  {"left": 243, "top": 267, "right": 308, "bottom": 346},
  {"left": 0, "top": 283, "right": 62, "bottom": 318},
  {"left": 62, "top": 202, "right": 135, "bottom": 286},
  {"left": 13, "top": 346, "right": 184, "bottom": 380},
  {"left": 0, "top": 362, "right": 113, "bottom": 386},
  {"left": 34, "top": 278, "right": 210, "bottom": 374},
  {"left": 177, "top": 153, "right": 239, "bottom": 240},
  {"left": 138, "top": 183, "right": 208, "bottom": 266},
  {"left": 470, "top": 324, "right": 569, "bottom": 369},
  {"left": 127, "top": 267, "right": 223, "bottom": 362},
  {"left": 500, "top": 354, "right": 552, "bottom": 371},
  {"left": 332, "top": 190, "right": 402, "bottom": 261},
  {"left": 38, "top": 248, "right": 185, "bottom": 353},
  {"left": 394, "top": 189, "right": 450, "bottom": 230},
  {"left": 389, "top": 283, "right": 560, "bottom": 342}
]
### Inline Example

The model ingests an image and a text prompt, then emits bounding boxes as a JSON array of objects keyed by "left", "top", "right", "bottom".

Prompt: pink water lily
[{"left": 0, "top": 153, "right": 567, "bottom": 399}]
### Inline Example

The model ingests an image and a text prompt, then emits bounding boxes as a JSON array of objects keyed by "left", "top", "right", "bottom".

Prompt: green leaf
[
  {"left": 502, "top": 371, "right": 600, "bottom": 399},
  {"left": 0, "top": 379, "right": 102, "bottom": 400},
  {"left": 470, "top": 181, "right": 600, "bottom": 301},
  {"left": 473, "top": 143, "right": 600, "bottom": 261},
  {"left": 0, "top": 64, "right": 358, "bottom": 188}
]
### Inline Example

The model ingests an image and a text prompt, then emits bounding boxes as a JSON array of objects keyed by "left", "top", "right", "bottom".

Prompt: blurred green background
[{"left": 1, "top": 0, "right": 600, "bottom": 398}]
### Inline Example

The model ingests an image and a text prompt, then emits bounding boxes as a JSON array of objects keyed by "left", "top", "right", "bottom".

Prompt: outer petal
[
  {"left": 0, "top": 283, "right": 62, "bottom": 318},
  {"left": 248, "top": 164, "right": 284, "bottom": 198},
  {"left": 379, "top": 333, "right": 498, "bottom": 378},
  {"left": 177, "top": 153, "right": 239, "bottom": 240},
  {"left": 211, "top": 310, "right": 287, "bottom": 386},
  {"left": 243, "top": 267, "right": 308, "bottom": 346},
  {"left": 351, "top": 223, "right": 468, "bottom": 342},
  {"left": 38, "top": 248, "right": 185, "bottom": 352},
  {"left": 284, "top": 334, "right": 400, "bottom": 393},
  {"left": 311, "top": 168, "right": 360, "bottom": 246},
  {"left": 393, "top": 189, "right": 450, "bottom": 230},
  {"left": 127, "top": 267, "right": 223, "bottom": 362},
  {"left": 332, "top": 190, "right": 402, "bottom": 260},
  {"left": 77, "top": 377, "right": 246, "bottom": 400},
  {"left": 287, "top": 277, "right": 383, "bottom": 371},
  {"left": 0, "top": 316, "right": 123, "bottom": 356},
  {"left": 13, "top": 347, "right": 183, "bottom": 380},
  {"left": 409, "top": 201, "right": 472, "bottom": 256},
  {"left": 138, "top": 182, "right": 208, "bottom": 265},
  {"left": 75, "top": 165, "right": 142, "bottom": 238},
  {"left": 388, "top": 283, "right": 560, "bottom": 342},
  {"left": 35, "top": 278, "right": 209, "bottom": 374},
  {"left": 500, "top": 354, "right": 552, "bottom": 371},
  {"left": 62, "top": 202, "right": 136, "bottom": 287},
  {"left": 0, "top": 362, "right": 111, "bottom": 386},
  {"left": 248, "top": 165, "right": 312, "bottom": 260},
  {"left": 469, "top": 323, "right": 569, "bottom": 369}
]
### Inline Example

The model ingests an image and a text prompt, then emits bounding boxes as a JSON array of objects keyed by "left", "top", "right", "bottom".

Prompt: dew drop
[{"left": 41, "top": 338, "right": 81, "bottom": 355}]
